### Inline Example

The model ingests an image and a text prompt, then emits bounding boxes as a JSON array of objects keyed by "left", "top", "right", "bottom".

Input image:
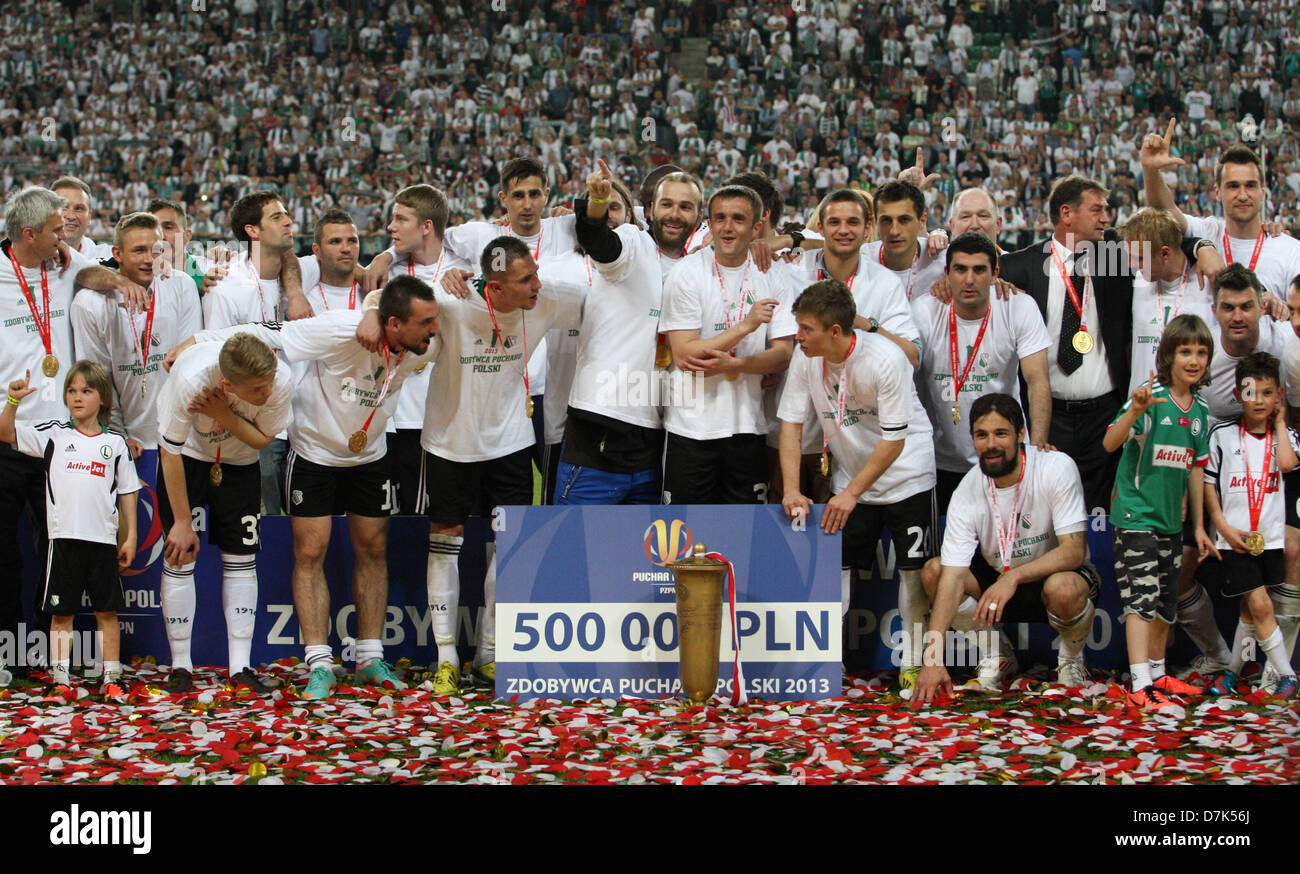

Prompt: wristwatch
[
  {"left": 1192, "top": 238, "right": 1215, "bottom": 257},
  {"left": 789, "top": 229, "right": 805, "bottom": 248},
  {"left": 866, "top": 317, "right": 880, "bottom": 333}
]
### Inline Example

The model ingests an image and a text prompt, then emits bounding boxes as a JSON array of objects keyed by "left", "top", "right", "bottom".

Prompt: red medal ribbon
[
  {"left": 314, "top": 281, "right": 358, "bottom": 311},
  {"left": 1223, "top": 228, "right": 1265, "bottom": 271},
  {"left": 247, "top": 258, "right": 275, "bottom": 321},
  {"left": 6, "top": 249, "right": 52, "bottom": 358},
  {"left": 704, "top": 551, "right": 747, "bottom": 706},
  {"left": 989, "top": 448, "right": 1028, "bottom": 572},
  {"left": 1050, "top": 244, "right": 1091, "bottom": 335},
  {"left": 483, "top": 282, "right": 530, "bottom": 399},
  {"left": 127, "top": 278, "right": 158, "bottom": 381},
  {"left": 714, "top": 252, "right": 754, "bottom": 359},
  {"left": 948, "top": 302, "right": 992, "bottom": 410},
  {"left": 359, "top": 344, "right": 405, "bottom": 436},
  {"left": 820, "top": 334, "right": 857, "bottom": 457},
  {"left": 817, "top": 254, "right": 858, "bottom": 290},
  {"left": 1240, "top": 424, "right": 1273, "bottom": 534}
]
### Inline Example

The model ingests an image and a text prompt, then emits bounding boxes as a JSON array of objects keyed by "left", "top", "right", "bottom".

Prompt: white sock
[
  {"left": 356, "top": 638, "right": 382, "bottom": 668},
  {"left": 840, "top": 568, "right": 852, "bottom": 617},
  {"left": 475, "top": 543, "right": 496, "bottom": 669},
  {"left": 1259, "top": 627, "right": 1294, "bottom": 678},
  {"left": 51, "top": 660, "right": 70, "bottom": 685},
  {"left": 950, "top": 596, "right": 978, "bottom": 632},
  {"left": 1131, "top": 662, "right": 1152, "bottom": 690},
  {"left": 1228, "top": 621, "right": 1255, "bottom": 674},
  {"left": 103, "top": 660, "right": 122, "bottom": 683},
  {"left": 304, "top": 644, "right": 332, "bottom": 669},
  {"left": 898, "top": 569, "right": 927, "bottom": 669},
  {"left": 1051, "top": 600, "right": 1095, "bottom": 661},
  {"left": 1177, "top": 583, "right": 1231, "bottom": 663},
  {"left": 161, "top": 561, "right": 197, "bottom": 671},
  {"left": 427, "top": 532, "right": 462, "bottom": 666},
  {"left": 1148, "top": 658, "right": 1166, "bottom": 680},
  {"left": 221, "top": 553, "right": 258, "bottom": 674},
  {"left": 1269, "top": 584, "right": 1300, "bottom": 663}
]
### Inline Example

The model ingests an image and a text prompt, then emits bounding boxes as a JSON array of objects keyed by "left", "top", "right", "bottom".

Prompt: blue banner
[{"left": 495, "top": 505, "right": 843, "bottom": 701}]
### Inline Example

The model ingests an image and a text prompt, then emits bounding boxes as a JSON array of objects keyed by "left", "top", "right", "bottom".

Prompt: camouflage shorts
[{"left": 1112, "top": 529, "right": 1181, "bottom": 623}]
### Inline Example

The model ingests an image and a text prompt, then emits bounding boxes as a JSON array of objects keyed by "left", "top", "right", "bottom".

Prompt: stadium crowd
[{"left": 1, "top": 0, "right": 1299, "bottom": 247}]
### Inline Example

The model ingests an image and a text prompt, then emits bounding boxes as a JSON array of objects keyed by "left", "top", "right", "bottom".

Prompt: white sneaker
[
  {"left": 969, "top": 652, "right": 1018, "bottom": 692},
  {"left": 1181, "top": 653, "right": 1229, "bottom": 679},
  {"left": 968, "top": 630, "right": 1018, "bottom": 692},
  {"left": 1262, "top": 664, "right": 1280, "bottom": 688},
  {"left": 1056, "top": 656, "right": 1088, "bottom": 687}
]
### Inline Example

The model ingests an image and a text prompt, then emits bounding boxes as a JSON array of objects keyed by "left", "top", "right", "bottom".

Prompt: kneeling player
[
  {"left": 914, "top": 394, "right": 1101, "bottom": 707},
  {"left": 155, "top": 334, "right": 294, "bottom": 693}
]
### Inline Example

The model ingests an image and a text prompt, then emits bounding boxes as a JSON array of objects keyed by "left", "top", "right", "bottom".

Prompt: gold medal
[
  {"left": 819, "top": 451, "right": 829, "bottom": 477},
  {"left": 526, "top": 396, "right": 535, "bottom": 417},
  {"left": 415, "top": 362, "right": 428, "bottom": 374},
  {"left": 209, "top": 463, "right": 223, "bottom": 486},
  {"left": 655, "top": 343, "right": 672, "bottom": 368},
  {"left": 41, "top": 354, "right": 59, "bottom": 378},
  {"left": 1245, "top": 530, "right": 1265, "bottom": 556},
  {"left": 1071, "top": 331, "right": 1093, "bottom": 354},
  {"left": 724, "top": 371, "right": 739, "bottom": 382},
  {"left": 348, "top": 430, "right": 368, "bottom": 453},
  {"left": 951, "top": 402, "right": 961, "bottom": 425}
]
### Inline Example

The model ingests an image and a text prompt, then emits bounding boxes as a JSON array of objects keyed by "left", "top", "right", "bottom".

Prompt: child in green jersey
[{"left": 1103, "top": 315, "right": 1215, "bottom": 716}]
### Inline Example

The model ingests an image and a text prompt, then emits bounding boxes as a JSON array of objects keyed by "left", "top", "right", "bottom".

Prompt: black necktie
[{"left": 1058, "top": 254, "right": 1083, "bottom": 375}]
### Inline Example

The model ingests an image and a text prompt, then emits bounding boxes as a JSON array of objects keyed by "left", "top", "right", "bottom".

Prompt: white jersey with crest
[
  {"left": 911, "top": 293, "right": 1050, "bottom": 472},
  {"left": 1205, "top": 419, "right": 1300, "bottom": 551},
  {"left": 422, "top": 274, "right": 586, "bottom": 462},
  {"left": 195, "top": 311, "right": 439, "bottom": 467},
  {"left": 155, "top": 340, "right": 295, "bottom": 466},
  {"left": 777, "top": 331, "right": 935, "bottom": 503},
  {"left": 0, "top": 242, "right": 88, "bottom": 426},
  {"left": 940, "top": 445, "right": 1089, "bottom": 571},
  {"left": 659, "top": 247, "right": 797, "bottom": 440},
  {"left": 71, "top": 273, "right": 203, "bottom": 448},
  {"left": 13, "top": 420, "right": 140, "bottom": 544}
]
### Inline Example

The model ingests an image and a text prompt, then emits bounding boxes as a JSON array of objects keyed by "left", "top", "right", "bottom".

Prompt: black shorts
[
  {"left": 663, "top": 432, "right": 767, "bottom": 505},
  {"left": 970, "top": 553, "right": 1102, "bottom": 624},
  {"left": 842, "top": 488, "right": 937, "bottom": 572},
  {"left": 42, "top": 539, "right": 121, "bottom": 615},
  {"left": 386, "top": 429, "right": 425, "bottom": 515},
  {"left": 157, "top": 453, "right": 261, "bottom": 555},
  {"left": 1221, "top": 548, "right": 1285, "bottom": 598},
  {"left": 420, "top": 448, "right": 533, "bottom": 526},
  {"left": 285, "top": 449, "right": 397, "bottom": 518},
  {"left": 935, "top": 468, "right": 967, "bottom": 521}
]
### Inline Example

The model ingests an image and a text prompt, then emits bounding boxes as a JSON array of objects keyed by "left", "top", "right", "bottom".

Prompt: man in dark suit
[{"left": 1000, "top": 175, "right": 1218, "bottom": 513}]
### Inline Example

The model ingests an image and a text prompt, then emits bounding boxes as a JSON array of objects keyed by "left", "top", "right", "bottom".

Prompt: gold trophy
[{"left": 664, "top": 542, "right": 728, "bottom": 703}]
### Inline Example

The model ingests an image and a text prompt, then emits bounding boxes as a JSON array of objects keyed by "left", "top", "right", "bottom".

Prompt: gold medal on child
[
  {"left": 724, "top": 371, "right": 739, "bottom": 382},
  {"left": 349, "top": 430, "right": 368, "bottom": 453},
  {"left": 526, "top": 396, "right": 535, "bottom": 417},
  {"left": 1245, "top": 530, "right": 1266, "bottom": 556},
  {"left": 819, "top": 451, "right": 829, "bottom": 477},
  {"left": 951, "top": 402, "right": 961, "bottom": 425},
  {"left": 209, "top": 463, "right": 223, "bottom": 486},
  {"left": 1071, "top": 331, "right": 1093, "bottom": 354},
  {"left": 41, "top": 354, "right": 59, "bottom": 378}
]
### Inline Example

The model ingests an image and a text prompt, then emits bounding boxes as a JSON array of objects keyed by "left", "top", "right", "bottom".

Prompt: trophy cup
[{"left": 664, "top": 542, "right": 729, "bottom": 703}]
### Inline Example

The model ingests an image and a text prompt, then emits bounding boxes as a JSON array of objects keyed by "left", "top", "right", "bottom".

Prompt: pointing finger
[
  {"left": 914, "top": 146, "right": 924, "bottom": 170},
  {"left": 1164, "top": 117, "right": 1176, "bottom": 145}
]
